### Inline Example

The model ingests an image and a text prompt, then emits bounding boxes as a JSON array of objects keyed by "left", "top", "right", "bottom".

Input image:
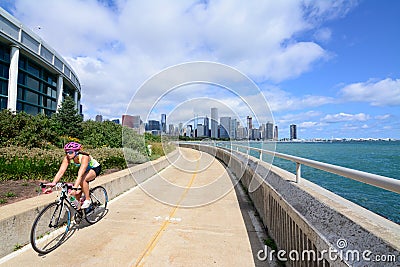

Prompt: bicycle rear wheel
[
  {"left": 30, "top": 202, "right": 71, "bottom": 254},
  {"left": 85, "top": 186, "right": 108, "bottom": 224}
]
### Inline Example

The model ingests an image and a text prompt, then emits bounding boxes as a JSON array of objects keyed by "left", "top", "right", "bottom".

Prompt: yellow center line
[{"left": 133, "top": 158, "right": 200, "bottom": 267}]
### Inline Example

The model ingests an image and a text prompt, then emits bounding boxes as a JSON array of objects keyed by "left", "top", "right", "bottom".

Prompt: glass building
[
  {"left": 211, "top": 107, "right": 218, "bottom": 138},
  {"left": 219, "top": 117, "right": 231, "bottom": 139},
  {"left": 290, "top": 124, "right": 297, "bottom": 140},
  {"left": 0, "top": 8, "right": 81, "bottom": 116},
  {"left": 161, "top": 114, "right": 166, "bottom": 133}
]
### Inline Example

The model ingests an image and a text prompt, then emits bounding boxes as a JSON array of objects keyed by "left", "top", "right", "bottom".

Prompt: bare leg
[
  {"left": 81, "top": 170, "right": 96, "bottom": 201},
  {"left": 76, "top": 190, "right": 83, "bottom": 201}
]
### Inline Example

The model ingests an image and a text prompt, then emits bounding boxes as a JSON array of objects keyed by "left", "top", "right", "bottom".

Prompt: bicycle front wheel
[
  {"left": 30, "top": 202, "right": 71, "bottom": 254},
  {"left": 85, "top": 186, "right": 108, "bottom": 224}
]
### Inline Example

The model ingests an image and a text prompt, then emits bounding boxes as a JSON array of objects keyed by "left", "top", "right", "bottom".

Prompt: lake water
[{"left": 244, "top": 141, "right": 400, "bottom": 224}]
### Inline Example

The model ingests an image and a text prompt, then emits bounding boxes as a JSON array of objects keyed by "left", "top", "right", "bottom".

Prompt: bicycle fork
[{"left": 50, "top": 202, "right": 69, "bottom": 228}]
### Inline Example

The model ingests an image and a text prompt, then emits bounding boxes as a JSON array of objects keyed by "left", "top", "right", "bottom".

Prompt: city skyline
[
  {"left": 106, "top": 111, "right": 398, "bottom": 141},
  {"left": 122, "top": 107, "right": 281, "bottom": 140},
  {"left": 2, "top": 2, "right": 398, "bottom": 139}
]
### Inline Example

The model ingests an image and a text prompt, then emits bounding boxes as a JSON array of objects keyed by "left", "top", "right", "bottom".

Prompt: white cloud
[
  {"left": 7, "top": 0, "right": 357, "bottom": 120},
  {"left": 278, "top": 110, "right": 321, "bottom": 123},
  {"left": 313, "top": 27, "right": 332, "bottom": 43},
  {"left": 13, "top": 0, "right": 119, "bottom": 55},
  {"left": 342, "top": 124, "right": 359, "bottom": 131},
  {"left": 322, "top": 112, "right": 370, "bottom": 123},
  {"left": 263, "top": 86, "right": 335, "bottom": 112},
  {"left": 339, "top": 78, "right": 400, "bottom": 106},
  {"left": 299, "top": 121, "right": 320, "bottom": 128},
  {"left": 375, "top": 114, "right": 391, "bottom": 120}
]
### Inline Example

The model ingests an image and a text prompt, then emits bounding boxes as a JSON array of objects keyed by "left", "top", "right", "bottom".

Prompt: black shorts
[{"left": 90, "top": 165, "right": 102, "bottom": 177}]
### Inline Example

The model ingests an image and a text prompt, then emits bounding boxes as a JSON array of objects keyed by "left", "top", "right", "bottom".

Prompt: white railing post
[
  {"left": 296, "top": 163, "right": 301, "bottom": 183},
  {"left": 259, "top": 151, "right": 263, "bottom": 160}
]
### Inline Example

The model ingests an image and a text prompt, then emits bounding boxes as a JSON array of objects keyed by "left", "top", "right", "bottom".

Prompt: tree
[
  {"left": 81, "top": 120, "right": 123, "bottom": 148},
  {"left": 52, "top": 96, "right": 83, "bottom": 139}
]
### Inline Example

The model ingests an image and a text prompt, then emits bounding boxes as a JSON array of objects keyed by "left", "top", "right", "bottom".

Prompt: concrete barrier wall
[
  {"left": 182, "top": 143, "right": 400, "bottom": 267},
  {"left": 0, "top": 150, "right": 178, "bottom": 258}
]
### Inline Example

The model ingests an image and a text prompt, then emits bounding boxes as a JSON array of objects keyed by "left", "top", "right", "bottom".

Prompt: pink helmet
[{"left": 64, "top": 142, "right": 82, "bottom": 151}]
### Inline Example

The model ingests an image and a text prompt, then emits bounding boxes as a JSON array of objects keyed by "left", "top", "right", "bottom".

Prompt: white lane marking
[{"left": 154, "top": 216, "right": 182, "bottom": 222}]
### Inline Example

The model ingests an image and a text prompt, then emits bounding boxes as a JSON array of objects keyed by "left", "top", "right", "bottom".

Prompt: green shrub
[
  {"left": 5, "top": 192, "right": 16, "bottom": 197},
  {"left": 0, "top": 110, "right": 59, "bottom": 148},
  {"left": 0, "top": 146, "right": 142, "bottom": 182},
  {"left": 123, "top": 148, "right": 148, "bottom": 165}
]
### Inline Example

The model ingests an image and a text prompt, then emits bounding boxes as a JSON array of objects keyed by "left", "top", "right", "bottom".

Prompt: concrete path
[{"left": 0, "top": 148, "right": 268, "bottom": 266}]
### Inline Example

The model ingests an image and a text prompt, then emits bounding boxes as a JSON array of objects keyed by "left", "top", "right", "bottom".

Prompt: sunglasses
[{"left": 66, "top": 151, "right": 75, "bottom": 155}]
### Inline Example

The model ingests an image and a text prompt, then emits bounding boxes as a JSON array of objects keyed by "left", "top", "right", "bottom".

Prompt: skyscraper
[
  {"left": 95, "top": 115, "right": 103, "bottom": 122},
  {"left": 266, "top": 122, "right": 274, "bottom": 140},
  {"left": 179, "top": 123, "right": 183, "bottom": 136},
  {"left": 247, "top": 116, "right": 252, "bottom": 130},
  {"left": 161, "top": 114, "right": 167, "bottom": 133},
  {"left": 237, "top": 125, "right": 246, "bottom": 140},
  {"left": 168, "top": 124, "right": 174, "bottom": 135},
  {"left": 197, "top": 125, "right": 206, "bottom": 137},
  {"left": 204, "top": 116, "right": 210, "bottom": 137},
  {"left": 290, "top": 124, "right": 297, "bottom": 140},
  {"left": 274, "top": 126, "right": 279, "bottom": 141},
  {"left": 122, "top": 115, "right": 135, "bottom": 128},
  {"left": 186, "top": 125, "right": 193, "bottom": 137},
  {"left": 122, "top": 115, "right": 141, "bottom": 129},
  {"left": 230, "top": 118, "right": 237, "bottom": 140},
  {"left": 247, "top": 116, "right": 252, "bottom": 139},
  {"left": 220, "top": 117, "right": 231, "bottom": 139},
  {"left": 147, "top": 120, "right": 160, "bottom": 131},
  {"left": 211, "top": 108, "right": 218, "bottom": 138}
]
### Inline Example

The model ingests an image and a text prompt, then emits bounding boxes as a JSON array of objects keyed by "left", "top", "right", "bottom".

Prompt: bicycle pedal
[
  {"left": 74, "top": 212, "right": 83, "bottom": 224},
  {"left": 74, "top": 215, "right": 81, "bottom": 224}
]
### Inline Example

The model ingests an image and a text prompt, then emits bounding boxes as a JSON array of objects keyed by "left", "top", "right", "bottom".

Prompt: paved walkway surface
[{"left": 1, "top": 148, "right": 268, "bottom": 266}]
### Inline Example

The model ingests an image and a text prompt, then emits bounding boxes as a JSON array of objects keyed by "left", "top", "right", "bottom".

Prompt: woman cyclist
[{"left": 50, "top": 142, "right": 101, "bottom": 209}]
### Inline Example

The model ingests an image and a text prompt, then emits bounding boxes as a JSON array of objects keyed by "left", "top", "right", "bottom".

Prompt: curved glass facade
[
  {"left": 0, "top": 7, "right": 81, "bottom": 116},
  {"left": 0, "top": 43, "right": 9, "bottom": 110},
  {"left": 16, "top": 54, "right": 58, "bottom": 115}
]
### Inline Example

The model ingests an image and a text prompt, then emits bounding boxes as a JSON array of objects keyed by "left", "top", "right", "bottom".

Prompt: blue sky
[{"left": 1, "top": 0, "right": 399, "bottom": 139}]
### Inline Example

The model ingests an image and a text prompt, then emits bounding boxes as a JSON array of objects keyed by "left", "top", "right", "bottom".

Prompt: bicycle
[{"left": 30, "top": 182, "right": 108, "bottom": 254}]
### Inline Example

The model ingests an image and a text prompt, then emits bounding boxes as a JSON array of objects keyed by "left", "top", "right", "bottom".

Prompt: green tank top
[{"left": 70, "top": 153, "right": 100, "bottom": 171}]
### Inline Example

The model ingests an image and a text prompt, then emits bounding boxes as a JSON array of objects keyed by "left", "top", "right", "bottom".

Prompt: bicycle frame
[
  {"left": 42, "top": 182, "right": 84, "bottom": 219},
  {"left": 31, "top": 182, "right": 107, "bottom": 254}
]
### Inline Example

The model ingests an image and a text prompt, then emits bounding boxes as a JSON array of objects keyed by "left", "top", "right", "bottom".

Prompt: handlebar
[{"left": 40, "top": 182, "right": 76, "bottom": 194}]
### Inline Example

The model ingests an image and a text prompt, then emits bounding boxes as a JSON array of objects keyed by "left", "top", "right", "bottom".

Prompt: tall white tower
[{"left": 211, "top": 108, "right": 218, "bottom": 138}]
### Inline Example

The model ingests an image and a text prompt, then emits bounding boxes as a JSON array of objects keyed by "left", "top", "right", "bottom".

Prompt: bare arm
[
  {"left": 73, "top": 155, "right": 90, "bottom": 188},
  {"left": 52, "top": 156, "right": 69, "bottom": 183}
]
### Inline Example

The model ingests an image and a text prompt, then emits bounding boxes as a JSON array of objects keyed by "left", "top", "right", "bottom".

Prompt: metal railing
[{"left": 213, "top": 143, "right": 400, "bottom": 195}]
